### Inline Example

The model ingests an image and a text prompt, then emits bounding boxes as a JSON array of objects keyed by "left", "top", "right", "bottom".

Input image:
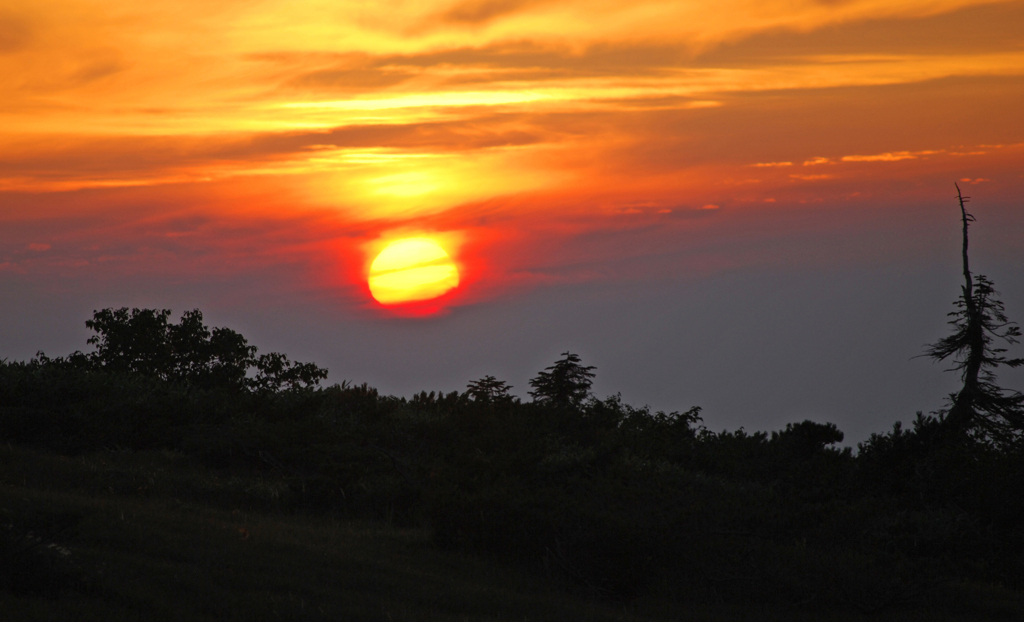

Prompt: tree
[
  {"left": 249, "top": 351, "right": 329, "bottom": 394},
  {"left": 924, "top": 184, "right": 1024, "bottom": 446},
  {"left": 168, "top": 309, "right": 256, "bottom": 390},
  {"left": 84, "top": 307, "right": 327, "bottom": 393},
  {"left": 770, "top": 420, "right": 844, "bottom": 460},
  {"left": 86, "top": 308, "right": 176, "bottom": 378},
  {"left": 528, "top": 352, "right": 596, "bottom": 408},
  {"left": 465, "top": 375, "right": 515, "bottom": 404}
]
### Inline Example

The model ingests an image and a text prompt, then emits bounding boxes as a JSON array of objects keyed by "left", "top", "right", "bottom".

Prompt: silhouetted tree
[
  {"left": 171, "top": 309, "right": 257, "bottom": 390},
  {"left": 84, "top": 307, "right": 326, "bottom": 392},
  {"left": 770, "top": 420, "right": 844, "bottom": 459},
  {"left": 466, "top": 375, "right": 515, "bottom": 403},
  {"left": 86, "top": 308, "right": 177, "bottom": 377},
  {"left": 250, "top": 351, "right": 328, "bottom": 393},
  {"left": 528, "top": 352, "right": 595, "bottom": 408},
  {"left": 925, "top": 185, "right": 1024, "bottom": 446}
]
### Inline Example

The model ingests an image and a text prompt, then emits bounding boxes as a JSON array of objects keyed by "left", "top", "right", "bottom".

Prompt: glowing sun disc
[{"left": 368, "top": 238, "right": 459, "bottom": 304}]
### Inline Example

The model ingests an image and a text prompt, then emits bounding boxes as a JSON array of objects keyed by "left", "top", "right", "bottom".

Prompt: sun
[{"left": 368, "top": 237, "right": 460, "bottom": 305}]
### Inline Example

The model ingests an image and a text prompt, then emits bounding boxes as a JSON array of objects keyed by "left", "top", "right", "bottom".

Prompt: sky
[{"left": 2, "top": 0, "right": 1023, "bottom": 443}]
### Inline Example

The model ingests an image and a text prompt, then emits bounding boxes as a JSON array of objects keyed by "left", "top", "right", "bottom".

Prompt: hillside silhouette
[{"left": 2, "top": 191, "right": 1023, "bottom": 619}]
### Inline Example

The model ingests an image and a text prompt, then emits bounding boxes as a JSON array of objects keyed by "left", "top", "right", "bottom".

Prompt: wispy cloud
[
  {"left": 803, "top": 157, "right": 832, "bottom": 166},
  {"left": 435, "top": 0, "right": 545, "bottom": 25},
  {"left": 841, "top": 150, "right": 941, "bottom": 162}
]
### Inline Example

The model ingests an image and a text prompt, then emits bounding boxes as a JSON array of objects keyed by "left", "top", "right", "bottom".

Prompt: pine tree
[
  {"left": 465, "top": 375, "right": 515, "bottom": 403},
  {"left": 528, "top": 352, "right": 596, "bottom": 408},
  {"left": 925, "top": 184, "right": 1024, "bottom": 446}
]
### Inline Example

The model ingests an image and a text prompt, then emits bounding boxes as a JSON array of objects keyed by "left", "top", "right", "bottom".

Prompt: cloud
[
  {"left": 218, "top": 119, "right": 544, "bottom": 158},
  {"left": 437, "top": 0, "right": 544, "bottom": 25},
  {"left": 0, "top": 116, "right": 548, "bottom": 191},
  {"left": 283, "top": 52, "right": 420, "bottom": 93},
  {"left": 312, "top": 41, "right": 694, "bottom": 85},
  {"left": 0, "top": 11, "right": 33, "bottom": 54},
  {"left": 288, "top": 68, "right": 415, "bottom": 91},
  {"left": 841, "top": 152, "right": 916, "bottom": 162},
  {"left": 68, "top": 56, "right": 127, "bottom": 86},
  {"left": 404, "top": 0, "right": 1010, "bottom": 49},
  {"left": 4, "top": 0, "right": 1024, "bottom": 235},
  {"left": 841, "top": 150, "right": 941, "bottom": 162},
  {"left": 693, "top": 1, "right": 1024, "bottom": 64}
]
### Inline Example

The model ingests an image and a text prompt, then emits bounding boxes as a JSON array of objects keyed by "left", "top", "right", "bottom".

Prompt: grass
[
  {"left": 1, "top": 444, "right": 651, "bottom": 621},
  {"left": 2, "top": 444, "right": 1022, "bottom": 621}
]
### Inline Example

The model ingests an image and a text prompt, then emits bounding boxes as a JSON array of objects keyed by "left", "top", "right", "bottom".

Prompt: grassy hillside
[
  {"left": 3, "top": 307, "right": 1024, "bottom": 619},
  {"left": 1, "top": 444, "right": 638, "bottom": 621},
  {"left": 3, "top": 444, "right": 1023, "bottom": 621}
]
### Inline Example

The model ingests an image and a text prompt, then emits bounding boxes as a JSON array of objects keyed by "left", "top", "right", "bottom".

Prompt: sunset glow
[
  {"left": 368, "top": 238, "right": 459, "bottom": 305},
  {"left": 1, "top": 0, "right": 1022, "bottom": 316},
  {"left": 5, "top": 0, "right": 1024, "bottom": 603},
  {"left": 2, "top": 0, "right": 1023, "bottom": 447}
]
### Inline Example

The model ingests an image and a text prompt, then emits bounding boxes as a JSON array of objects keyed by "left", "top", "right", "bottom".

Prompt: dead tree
[{"left": 924, "top": 184, "right": 1024, "bottom": 446}]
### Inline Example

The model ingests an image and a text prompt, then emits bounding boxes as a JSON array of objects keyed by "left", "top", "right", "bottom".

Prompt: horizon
[{"left": 3, "top": 0, "right": 1024, "bottom": 443}]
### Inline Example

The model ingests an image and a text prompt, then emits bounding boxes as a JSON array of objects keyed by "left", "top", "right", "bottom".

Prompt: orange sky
[
  {"left": 4, "top": 1, "right": 1024, "bottom": 306},
  {"left": 2, "top": 0, "right": 1024, "bottom": 437}
]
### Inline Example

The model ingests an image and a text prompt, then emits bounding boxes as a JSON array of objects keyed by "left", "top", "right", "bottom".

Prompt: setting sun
[{"left": 368, "top": 238, "right": 459, "bottom": 305}]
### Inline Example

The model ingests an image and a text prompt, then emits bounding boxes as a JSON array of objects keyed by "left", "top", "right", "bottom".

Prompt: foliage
[
  {"left": 3, "top": 309, "right": 1024, "bottom": 617},
  {"left": 250, "top": 351, "right": 330, "bottom": 394},
  {"left": 79, "top": 307, "right": 327, "bottom": 393},
  {"left": 1, "top": 447, "right": 653, "bottom": 622},
  {"left": 528, "top": 352, "right": 596, "bottom": 408},
  {"left": 466, "top": 375, "right": 516, "bottom": 404}
]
